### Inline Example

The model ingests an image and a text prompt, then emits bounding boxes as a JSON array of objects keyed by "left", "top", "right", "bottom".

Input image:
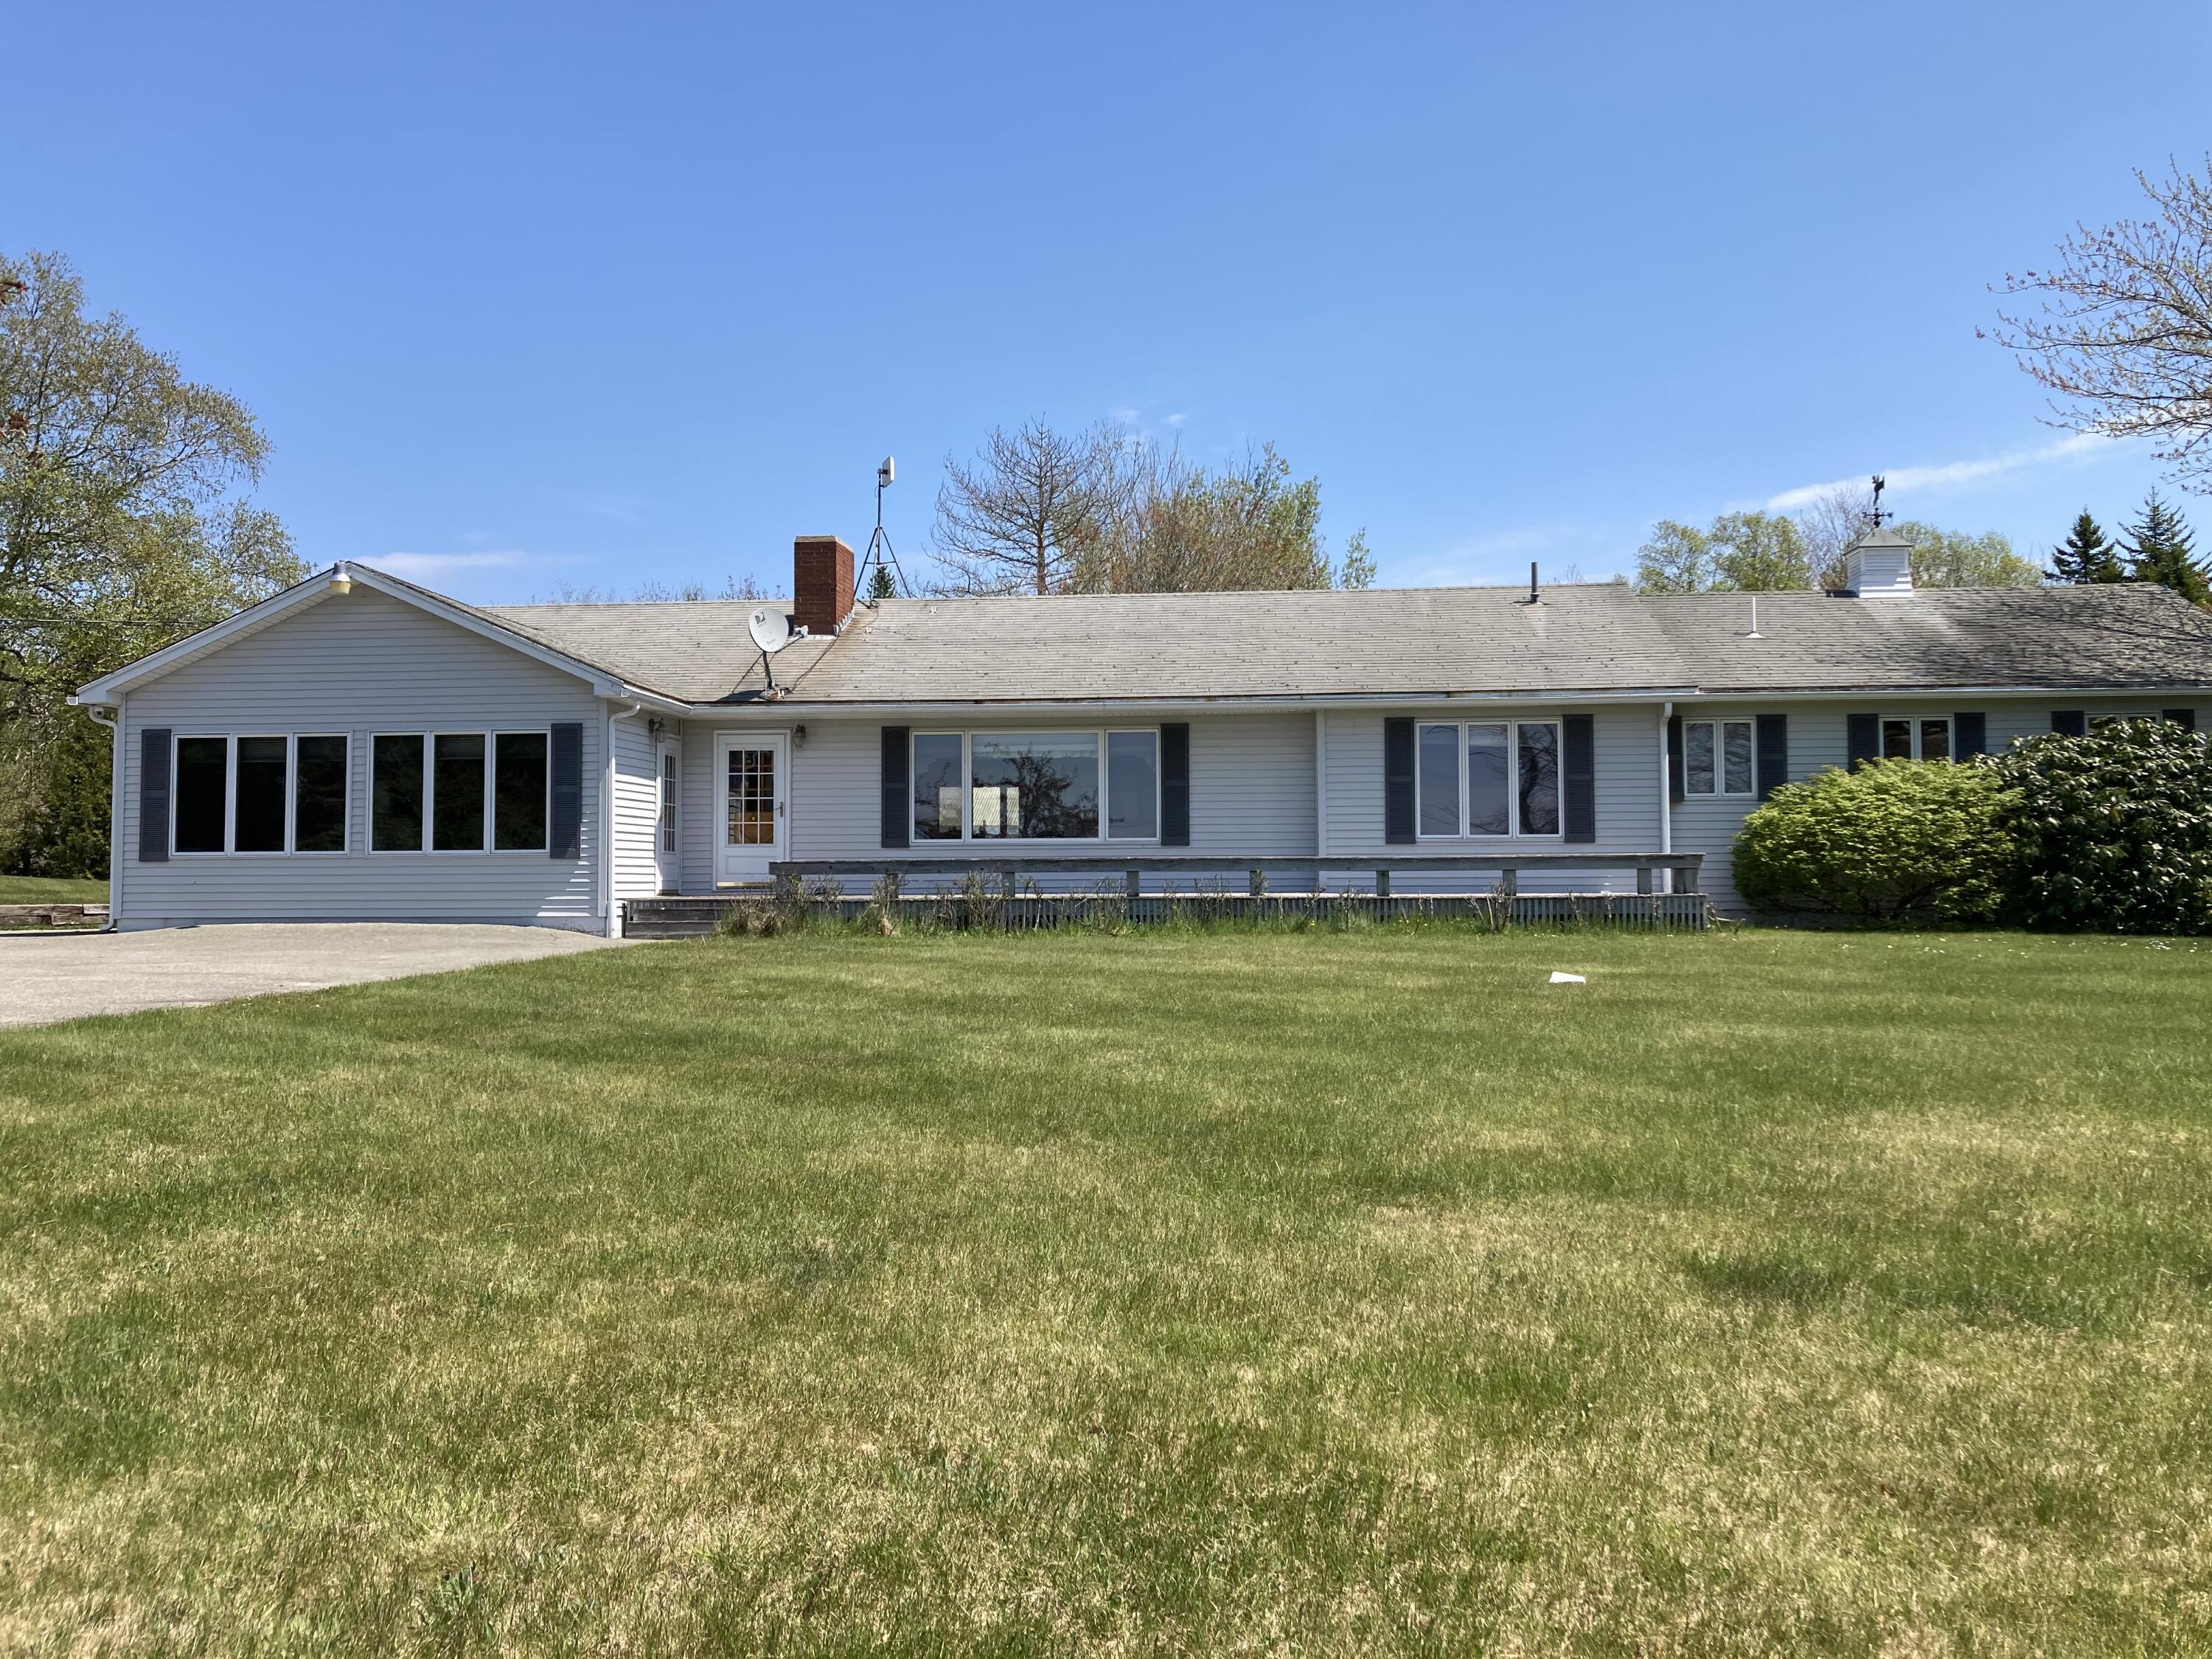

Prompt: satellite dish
[{"left": 747, "top": 606, "right": 793, "bottom": 654}]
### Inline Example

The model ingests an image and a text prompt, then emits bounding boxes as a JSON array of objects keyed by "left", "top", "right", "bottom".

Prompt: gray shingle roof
[
  {"left": 473, "top": 599, "right": 832, "bottom": 703},
  {"left": 1644, "top": 584, "right": 2212, "bottom": 693},
  {"left": 424, "top": 574, "right": 2212, "bottom": 706}
]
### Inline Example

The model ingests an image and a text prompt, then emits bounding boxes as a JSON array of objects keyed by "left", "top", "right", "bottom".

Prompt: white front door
[
  {"left": 715, "top": 732, "right": 787, "bottom": 884},
  {"left": 654, "top": 737, "right": 682, "bottom": 894}
]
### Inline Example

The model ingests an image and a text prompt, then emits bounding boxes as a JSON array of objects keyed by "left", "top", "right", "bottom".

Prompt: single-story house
[{"left": 70, "top": 528, "right": 2212, "bottom": 932}]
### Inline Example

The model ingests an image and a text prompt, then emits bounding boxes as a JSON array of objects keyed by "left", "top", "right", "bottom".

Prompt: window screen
[
  {"left": 1518, "top": 723, "right": 1561, "bottom": 835},
  {"left": 1417, "top": 723, "right": 1460, "bottom": 837},
  {"left": 373, "top": 734, "right": 425, "bottom": 851},
  {"left": 234, "top": 737, "right": 288, "bottom": 852},
  {"left": 912, "top": 734, "right": 963, "bottom": 841},
  {"left": 432, "top": 734, "right": 487, "bottom": 851},
  {"left": 1464, "top": 725, "right": 1509, "bottom": 835},
  {"left": 1106, "top": 731, "right": 1158, "bottom": 839},
  {"left": 493, "top": 732, "right": 547, "bottom": 850},
  {"left": 174, "top": 737, "right": 228, "bottom": 854},
  {"left": 294, "top": 736, "right": 347, "bottom": 852}
]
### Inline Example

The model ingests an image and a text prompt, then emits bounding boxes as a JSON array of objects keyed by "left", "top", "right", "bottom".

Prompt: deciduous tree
[
  {"left": 1992, "top": 159, "right": 2212, "bottom": 491},
  {"left": 931, "top": 419, "right": 1119, "bottom": 596},
  {"left": 1, "top": 249, "right": 300, "bottom": 875}
]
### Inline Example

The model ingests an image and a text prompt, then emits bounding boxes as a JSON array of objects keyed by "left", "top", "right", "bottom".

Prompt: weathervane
[{"left": 1866, "top": 474, "right": 1891, "bottom": 529}]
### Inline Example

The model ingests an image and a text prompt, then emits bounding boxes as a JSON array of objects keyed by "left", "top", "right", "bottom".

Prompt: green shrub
[
  {"left": 1732, "top": 759, "right": 2013, "bottom": 924},
  {"left": 1994, "top": 719, "right": 2212, "bottom": 935}
]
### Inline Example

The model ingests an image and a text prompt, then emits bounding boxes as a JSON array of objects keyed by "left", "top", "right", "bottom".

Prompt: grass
[
  {"left": 0, "top": 875, "right": 106, "bottom": 905},
  {"left": 3, "top": 925, "right": 2211, "bottom": 1655}
]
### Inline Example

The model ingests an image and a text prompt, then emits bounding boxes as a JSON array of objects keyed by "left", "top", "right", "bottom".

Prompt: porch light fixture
[{"left": 793, "top": 724, "right": 807, "bottom": 749}]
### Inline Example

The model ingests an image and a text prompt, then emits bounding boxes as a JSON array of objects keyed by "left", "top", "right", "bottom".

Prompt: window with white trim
[
  {"left": 369, "top": 730, "right": 549, "bottom": 852},
  {"left": 1684, "top": 718, "right": 1755, "bottom": 797},
  {"left": 1413, "top": 720, "right": 1562, "bottom": 838},
  {"left": 1880, "top": 717, "right": 1952, "bottom": 761},
  {"left": 660, "top": 751, "right": 678, "bottom": 854},
  {"left": 170, "top": 734, "right": 350, "bottom": 855},
  {"left": 909, "top": 729, "right": 1159, "bottom": 843}
]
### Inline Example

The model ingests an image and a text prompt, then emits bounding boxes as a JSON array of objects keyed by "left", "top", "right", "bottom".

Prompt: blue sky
[{"left": 14, "top": 3, "right": 2210, "bottom": 601}]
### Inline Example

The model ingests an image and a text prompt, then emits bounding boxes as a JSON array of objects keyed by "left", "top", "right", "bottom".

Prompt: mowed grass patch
[
  {"left": 1, "top": 927, "right": 2210, "bottom": 1655},
  {"left": 0, "top": 875, "right": 106, "bottom": 905}
]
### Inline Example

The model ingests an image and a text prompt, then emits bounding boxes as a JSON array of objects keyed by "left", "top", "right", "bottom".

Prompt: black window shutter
[
  {"left": 1562, "top": 713, "right": 1596, "bottom": 843},
  {"left": 880, "top": 726, "right": 910, "bottom": 849},
  {"left": 1666, "top": 714, "right": 1684, "bottom": 804},
  {"left": 2051, "top": 709, "right": 2087, "bottom": 738},
  {"left": 2163, "top": 707, "right": 2197, "bottom": 731},
  {"left": 1383, "top": 717, "right": 1415, "bottom": 844},
  {"left": 1955, "top": 712, "right": 1988, "bottom": 758},
  {"left": 1847, "top": 712, "right": 1879, "bottom": 768},
  {"left": 139, "top": 727, "right": 172, "bottom": 863},
  {"left": 1160, "top": 722, "right": 1190, "bottom": 846},
  {"left": 1756, "top": 712, "right": 1787, "bottom": 799},
  {"left": 549, "top": 721, "right": 583, "bottom": 860}
]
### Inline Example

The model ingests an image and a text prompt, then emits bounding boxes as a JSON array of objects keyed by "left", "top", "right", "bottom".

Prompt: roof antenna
[
  {"left": 858, "top": 456, "right": 908, "bottom": 604},
  {"left": 1865, "top": 474, "right": 1891, "bottom": 530},
  {"left": 1527, "top": 560, "right": 1540, "bottom": 605}
]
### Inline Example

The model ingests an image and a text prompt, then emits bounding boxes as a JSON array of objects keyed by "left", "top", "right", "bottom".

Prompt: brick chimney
[{"left": 793, "top": 535, "right": 855, "bottom": 636}]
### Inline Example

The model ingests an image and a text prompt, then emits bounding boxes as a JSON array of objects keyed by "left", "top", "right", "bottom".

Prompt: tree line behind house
[{"left": 1632, "top": 484, "right": 2210, "bottom": 601}]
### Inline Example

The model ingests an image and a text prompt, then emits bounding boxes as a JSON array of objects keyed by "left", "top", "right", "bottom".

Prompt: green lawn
[
  {"left": 0, "top": 874, "right": 106, "bottom": 905},
  {"left": 3, "top": 928, "right": 2210, "bottom": 1655}
]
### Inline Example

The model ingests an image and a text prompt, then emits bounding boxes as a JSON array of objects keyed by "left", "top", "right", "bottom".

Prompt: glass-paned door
[
  {"left": 715, "top": 733, "right": 785, "bottom": 883},
  {"left": 655, "top": 739, "right": 682, "bottom": 893}
]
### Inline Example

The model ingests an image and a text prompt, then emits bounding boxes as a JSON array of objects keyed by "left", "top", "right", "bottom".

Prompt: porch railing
[{"left": 767, "top": 851, "right": 1701, "bottom": 897}]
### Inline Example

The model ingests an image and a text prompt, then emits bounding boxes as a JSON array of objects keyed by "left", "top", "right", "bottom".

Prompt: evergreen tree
[
  {"left": 2121, "top": 489, "right": 2212, "bottom": 605},
  {"left": 2045, "top": 509, "right": 2124, "bottom": 584},
  {"left": 866, "top": 561, "right": 897, "bottom": 601}
]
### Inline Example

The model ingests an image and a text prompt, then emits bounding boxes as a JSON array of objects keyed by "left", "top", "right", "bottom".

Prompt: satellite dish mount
[
  {"left": 748, "top": 604, "right": 798, "bottom": 695},
  {"left": 858, "top": 455, "right": 908, "bottom": 603}
]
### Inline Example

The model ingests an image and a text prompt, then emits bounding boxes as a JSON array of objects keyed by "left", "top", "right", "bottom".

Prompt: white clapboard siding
[
  {"left": 116, "top": 587, "right": 604, "bottom": 929},
  {"left": 610, "top": 711, "right": 665, "bottom": 900},
  {"left": 1321, "top": 705, "right": 1666, "bottom": 894},
  {"left": 680, "top": 712, "right": 1318, "bottom": 892}
]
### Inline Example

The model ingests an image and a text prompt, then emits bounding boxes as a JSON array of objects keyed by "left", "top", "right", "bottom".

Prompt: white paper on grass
[{"left": 1548, "top": 972, "right": 1587, "bottom": 984}]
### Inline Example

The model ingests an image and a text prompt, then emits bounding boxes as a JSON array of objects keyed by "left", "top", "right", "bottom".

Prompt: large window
[
  {"left": 911, "top": 730, "right": 1159, "bottom": 842},
  {"left": 494, "top": 732, "right": 548, "bottom": 851},
  {"left": 1684, "top": 719, "right": 1754, "bottom": 797},
  {"left": 371, "top": 729, "right": 548, "bottom": 852},
  {"left": 1881, "top": 717, "right": 1952, "bottom": 761},
  {"left": 170, "top": 734, "right": 349, "bottom": 855},
  {"left": 1106, "top": 731, "right": 1158, "bottom": 840},
  {"left": 912, "top": 732, "right": 964, "bottom": 841},
  {"left": 173, "top": 737, "right": 229, "bottom": 854},
  {"left": 1414, "top": 720, "right": 1562, "bottom": 838},
  {"left": 294, "top": 736, "right": 348, "bottom": 852},
  {"left": 373, "top": 734, "right": 425, "bottom": 850}
]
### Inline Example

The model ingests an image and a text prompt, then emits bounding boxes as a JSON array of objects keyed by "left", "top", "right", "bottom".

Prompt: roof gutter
[{"left": 674, "top": 686, "right": 1708, "bottom": 720}]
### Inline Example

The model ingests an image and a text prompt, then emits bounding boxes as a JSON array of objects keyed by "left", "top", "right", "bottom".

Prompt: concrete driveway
[{"left": 0, "top": 923, "right": 627, "bottom": 1029}]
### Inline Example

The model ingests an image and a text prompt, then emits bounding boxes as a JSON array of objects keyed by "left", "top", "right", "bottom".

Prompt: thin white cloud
[
  {"left": 1411, "top": 524, "right": 1620, "bottom": 585},
  {"left": 1764, "top": 432, "right": 2118, "bottom": 512},
  {"left": 554, "top": 489, "right": 656, "bottom": 525},
  {"left": 375, "top": 550, "right": 586, "bottom": 580}
]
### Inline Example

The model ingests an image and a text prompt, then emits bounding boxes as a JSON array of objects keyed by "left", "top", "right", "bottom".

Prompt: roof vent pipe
[{"left": 1528, "top": 561, "right": 1540, "bottom": 605}]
